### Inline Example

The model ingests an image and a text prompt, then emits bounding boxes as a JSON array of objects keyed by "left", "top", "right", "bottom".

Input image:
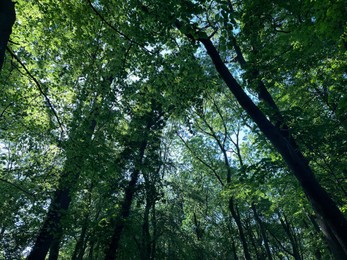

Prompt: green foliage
[{"left": 0, "top": 0, "right": 345, "bottom": 259}]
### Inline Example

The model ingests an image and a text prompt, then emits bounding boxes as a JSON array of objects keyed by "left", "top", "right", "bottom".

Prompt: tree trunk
[
  {"left": 104, "top": 117, "right": 154, "bottom": 260},
  {"left": 278, "top": 212, "right": 301, "bottom": 260},
  {"left": 0, "top": 0, "right": 16, "bottom": 71},
  {"left": 140, "top": 194, "right": 152, "bottom": 260},
  {"left": 229, "top": 198, "right": 252, "bottom": 260},
  {"left": 104, "top": 102, "right": 165, "bottom": 260},
  {"left": 196, "top": 37, "right": 347, "bottom": 256},
  {"left": 72, "top": 214, "right": 89, "bottom": 260},
  {"left": 150, "top": 202, "right": 157, "bottom": 259},
  {"left": 104, "top": 141, "right": 146, "bottom": 260},
  {"left": 27, "top": 118, "right": 97, "bottom": 260},
  {"left": 27, "top": 187, "right": 71, "bottom": 260},
  {"left": 251, "top": 203, "right": 272, "bottom": 260},
  {"left": 48, "top": 237, "right": 61, "bottom": 260}
]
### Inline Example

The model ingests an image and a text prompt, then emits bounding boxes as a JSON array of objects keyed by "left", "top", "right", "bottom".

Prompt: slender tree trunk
[
  {"left": 141, "top": 195, "right": 152, "bottom": 260},
  {"left": 231, "top": 238, "right": 239, "bottom": 260},
  {"left": 230, "top": 32, "right": 347, "bottom": 258},
  {"left": 72, "top": 214, "right": 89, "bottom": 260},
  {"left": 251, "top": 203, "right": 272, "bottom": 260},
  {"left": 0, "top": 0, "right": 16, "bottom": 71},
  {"left": 150, "top": 202, "right": 157, "bottom": 259},
  {"left": 198, "top": 106, "right": 252, "bottom": 259},
  {"left": 278, "top": 212, "right": 301, "bottom": 260},
  {"left": 104, "top": 140, "right": 147, "bottom": 260},
  {"left": 195, "top": 37, "right": 347, "bottom": 256},
  {"left": 104, "top": 114, "right": 157, "bottom": 260},
  {"left": 104, "top": 102, "right": 165, "bottom": 260},
  {"left": 229, "top": 198, "right": 252, "bottom": 260}
]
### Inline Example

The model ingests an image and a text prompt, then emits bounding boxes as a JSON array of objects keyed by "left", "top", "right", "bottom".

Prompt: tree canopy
[{"left": 1, "top": 0, "right": 347, "bottom": 259}]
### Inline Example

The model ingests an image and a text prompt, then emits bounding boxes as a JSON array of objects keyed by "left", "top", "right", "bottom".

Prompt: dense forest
[{"left": 1, "top": 0, "right": 347, "bottom": 259}]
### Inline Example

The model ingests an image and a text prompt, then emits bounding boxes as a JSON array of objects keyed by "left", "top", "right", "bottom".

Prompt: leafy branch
[{"left": 6, "top": 47, "right": 65, "bottom": 135}]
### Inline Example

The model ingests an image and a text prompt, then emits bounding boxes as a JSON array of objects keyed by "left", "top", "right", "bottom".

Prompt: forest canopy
[{"left": 1, "top": 0, "right": 347, "bottom": 259}]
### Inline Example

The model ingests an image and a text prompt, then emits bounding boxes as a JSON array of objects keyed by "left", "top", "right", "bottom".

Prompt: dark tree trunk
[
  {"left": 27, "top": 187, "right": 71, "bottom": 260},
  {"left": 27, "top": 118, "right": 97, "bottom": 260},
  {"left": 48, "top": 236, "right": 61, "bottom": 260},
  {"left": 313, "top": 215, "right": 346, "bottom": 260},
  {"left": 72, "top": 214, "right": 89, "bottom": 260},
  {"left": 278, "top": 212, "right": 301, "bottom": 260},
  {"left": 141, "top": 197, "right": 152, "bottom": 260},
  {"left": 231, "top": 238, "right": 239, "bottom": 260},
  {"left": 229, "top": 198, "right": 252, "bottom": 260},
  {"left": 0, "top": 0, "right": 16, "bottom": 71},
  {"left": 104, "top": 125, "right": 151, "bottom": 260},
  {"left": 150, "top": 203, "right": 157, "bottom": 259},
  {"left": 104, "top": 102, "right": 165, "bottom": 260},
  {"left": 104, "top": 147, "right": 145, "bottom": 260},
  {"left": 251, "top": 203, "right": 272, "bottom": 260},
  {"left": 196, "top": 37, "right": 347, "bottom": 257}
]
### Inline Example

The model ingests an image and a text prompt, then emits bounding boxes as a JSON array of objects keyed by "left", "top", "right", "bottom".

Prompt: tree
[{"left": 1, "top": 0, "right": 346, "bottom": 259}]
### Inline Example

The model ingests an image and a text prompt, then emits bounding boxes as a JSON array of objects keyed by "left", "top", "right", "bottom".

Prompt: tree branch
[
  {"left": 86, "top": 0, "right": 155, "bottom": 55},
  {"left": 6, "top": 47, "right": 65, "bottom": 135}
]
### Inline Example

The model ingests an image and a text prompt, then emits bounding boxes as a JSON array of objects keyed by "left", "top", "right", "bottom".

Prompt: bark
[
  {"left": 198, "top": 105, "right": 251, "bottom": 259},
  {"left": 231, "top": 32, "right": 347, "bottom": 258},
  {"left": 313, "top": 215, "right": 346, "bottom": 260},
  {"left": 0, "top": 0, "right": 16, "bottom": 71},
  {"left": 150, "top": 203, "right": 157, "bottom": 260},
  {"left": 104, "top": 141, "right": 146, "bottom": 260},
  {"left": 27, "top": 118, "right": 97, "bottom": 260},
  {"left": 196, "top": 37, "right": 347, "bottom": 257},
  {"left": 72, "top": 214, "right": 90, "bottom": 260},
  {"left": 278, "top": 212, "right": 302, "bottom": 260},
  {"left": 141, "top": 166, "right": 160, "bottom": 260},
  {"left": 104, "top": 115, "right": 155, "bottom": 260},
  {"left": 27, "top": 187, "right": 72, "bottom": 260},
  {"left": 48, "top": 237, "right": 61, "bottom": 260},
  {"left": 251, "top": 203, "right": 272, "bottom": 260},
  {"left": 231, "top": 238, "right": 239, "bottom": 260},
  {"left": 229, "top": 198, "right": 252, "bottom": 260},
  {"left": 140, "top": 194, "right": 152, "bottom": 260},
  {"left": 104, "top": 102, "right": 165, "bottom": 260}
]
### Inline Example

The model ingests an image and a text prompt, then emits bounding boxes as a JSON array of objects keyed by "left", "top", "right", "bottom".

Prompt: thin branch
[
  {"left": 0, "top": 102, "right": 12, "bottom": 117},
  {"left": 209, "top": 94, "right": 229, "bottom": 145},
  {"left": 0, "top": 177, "right": 36, "bottom": 198},
  {"left": 6, "top": 47, "right": 65, "bottom": 135},
  {"left": 86, "top": 0, "right": 155, "bottom": 55},
  {"left": 176, "top": 132, "right": 225, "bottom": 187}
]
